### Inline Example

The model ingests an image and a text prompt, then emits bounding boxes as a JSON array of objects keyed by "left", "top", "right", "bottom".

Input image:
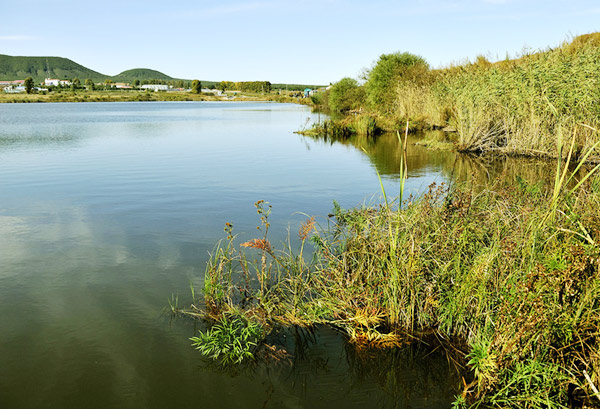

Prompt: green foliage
[
  {"left": 190, "top": 317, "right": 264, "bottom": 364},
  {"left": 24, "top": 77, "right": 34, "bottom": 94},
  {"left": 364, "top": 52, "right": 429, "bottom": 113},
  {"left": 84, "top": 78, "right": 94, "bottom": 91},
  {"left": 71, "top": 78, "right": 80, "bottom": 91},
  {"left": 111, "top": 68, "right": 173, "bottom": 82},
  {"left": 328, "top": 77, "right": 364, "bottom": 113},
  {"left": 215, "top": 81, "right": 271, "bottom": 93},
  {"left": 191, "top": 79, "right": 202, "bottom": 94},
  {"left": 217, "top": 81, "right": 234, "bottom": 92},
  {"left": 271, "top": 83, "right": 326, "bottom": 91},
  {"left": 310, "top": 91, "right": 326, "bottom": 107},
  {"left": 394, "top": 33, "right": 600, "bottom": 159},
  {"left": 0, "top": 54, "right": 106, "bottom": 82}
]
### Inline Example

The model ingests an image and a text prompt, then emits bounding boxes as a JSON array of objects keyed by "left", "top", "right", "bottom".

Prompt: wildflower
[
  {"left": 240, "top": 238, "right": 272, "bottom": 253},
  {"left": 298, "top": 216, "right": 315, "bottom": 240}
]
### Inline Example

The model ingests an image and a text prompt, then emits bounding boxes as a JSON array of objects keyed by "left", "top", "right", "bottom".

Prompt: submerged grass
[{"left": 177, "top": 129, "right": 600, "bottom": 407}]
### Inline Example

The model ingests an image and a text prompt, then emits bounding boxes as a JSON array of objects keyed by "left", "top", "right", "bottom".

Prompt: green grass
[{"left": 396, "top": 34, "right": 600, "bottom": 160}]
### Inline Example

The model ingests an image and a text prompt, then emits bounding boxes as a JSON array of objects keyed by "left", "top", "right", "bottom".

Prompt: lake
[{"left": 0, "top": 101, "right": 505, "bottom": 408}]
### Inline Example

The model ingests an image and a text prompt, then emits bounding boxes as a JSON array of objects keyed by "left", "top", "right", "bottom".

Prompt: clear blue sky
[{"left": 1, "top": 0, "right": 598, "bottom": 84}]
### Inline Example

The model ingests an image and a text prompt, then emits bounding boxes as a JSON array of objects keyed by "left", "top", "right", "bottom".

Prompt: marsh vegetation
[
  {"left": 311, "top": 33, "right": 600, "bottom": 163},
  {"left": 176, "top": 124, "right": 600, "bottom": 407}
]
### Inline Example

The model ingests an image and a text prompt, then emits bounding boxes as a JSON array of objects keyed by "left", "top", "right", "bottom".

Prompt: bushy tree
[
  {"left": 191, "top": 79, "right": 202, "bottom": 94},
  {"left": 365, "top": 52, "right": 429, "bottom": 113},
  {"left": 84, "top": 78, "right": 94, "bottom": 90},
  {"left": 24, "top": 77, "right": 34, "bottom": 94},
  {"left": 328, "top": 77, "right": 365, "bottom": 113},
  {"left": 71, "top": 78, "right": 81, "bottom": 91}
]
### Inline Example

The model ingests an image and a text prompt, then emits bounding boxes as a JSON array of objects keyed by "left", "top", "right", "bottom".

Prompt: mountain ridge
[{"left": 0, "top": 54, "right": 183, "bottom": 83}]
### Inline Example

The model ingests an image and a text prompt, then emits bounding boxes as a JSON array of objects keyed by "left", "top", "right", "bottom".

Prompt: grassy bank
[
  {"left": 316, "top": 33, "right": 600, "bottom": 162},
  {"left": 175, "top": 132, "right": 600, "bottom": 408},
  {"left": 0, "top": 90, "right": 313, "bottom": 105}
]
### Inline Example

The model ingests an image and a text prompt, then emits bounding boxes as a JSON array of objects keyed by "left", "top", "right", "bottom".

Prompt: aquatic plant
[
  {"left": 176, "top": 125, "right": 600, "bottom": 406},
  {"left": 190, "top": 317, "right": 264, "bottom": 364}
]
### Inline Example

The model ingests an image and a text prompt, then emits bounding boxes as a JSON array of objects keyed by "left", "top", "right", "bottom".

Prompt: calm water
[{"left": 0, "top": 101, "right": 488, "bottom": 408}]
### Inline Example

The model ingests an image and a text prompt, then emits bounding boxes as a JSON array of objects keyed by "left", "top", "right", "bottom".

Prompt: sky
[{"left": 1, "top": 0, "right": 598, "bottom": 84}]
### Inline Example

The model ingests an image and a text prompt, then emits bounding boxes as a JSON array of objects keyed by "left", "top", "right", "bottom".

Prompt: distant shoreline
[{"left": 0, "top": 90, "right": 313, "bottom": 105}]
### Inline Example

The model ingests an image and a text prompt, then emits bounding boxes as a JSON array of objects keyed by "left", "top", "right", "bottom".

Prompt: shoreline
[{"left": 0, "top": 90, "right": 313, "bottom": 105}]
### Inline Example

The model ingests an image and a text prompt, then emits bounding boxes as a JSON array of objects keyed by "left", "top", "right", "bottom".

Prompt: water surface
[{"left": 0, "top": 101, "right": 538, "bottom": 408}]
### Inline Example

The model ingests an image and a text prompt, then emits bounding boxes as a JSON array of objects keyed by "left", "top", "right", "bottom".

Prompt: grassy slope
[
  {"left": 320, "top": 33, "right": 600, "bottom": 161},
  {"left": 110, "top": 68, "right": 173, "bottom": 82},
  {"left": 0, "top": 54, "right": 107, "bottom": 82},
  {"left": 0, "top": 55, "right": 320, "bottom": 91}
]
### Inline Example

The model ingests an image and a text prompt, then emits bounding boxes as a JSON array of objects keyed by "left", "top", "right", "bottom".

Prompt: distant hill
[
  {"left": 0, "top": 54, "right": 320, "bottom": 90},
  {"left": 0, "top": 55, "right": 107, "bottom": 82},
  {"left": 111, "top": 68, "right": 173, "bottom": 82}
]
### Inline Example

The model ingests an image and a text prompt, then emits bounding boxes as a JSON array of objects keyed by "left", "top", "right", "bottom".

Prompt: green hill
[
  {"left": 0, "top": 54, "right": 107, "bottom": 82},
  {"left": 111, "top": 68, "right": 173, "bottom": 82}
]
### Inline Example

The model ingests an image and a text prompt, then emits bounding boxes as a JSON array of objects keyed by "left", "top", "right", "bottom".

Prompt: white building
[
  {"left": 201, "top": 88, "right": 222, "bottom": 95},
  {"left": 44, "top": 78, "right": 72, "bottom": 87},
  {"left": 3, "top": 86, "right": 26, "bottom": 93},
  {"left": 140, "top": 84, "right": 169, "bottom": 92}
]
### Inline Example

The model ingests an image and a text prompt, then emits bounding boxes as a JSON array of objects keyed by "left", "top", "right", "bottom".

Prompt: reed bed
[{"left": 395, "top": 34, "right": 600, "bottom": 160}]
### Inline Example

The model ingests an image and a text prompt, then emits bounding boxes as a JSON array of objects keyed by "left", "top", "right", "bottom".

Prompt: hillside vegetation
[
  {"left": 0, "top": 55, "right": 106, "bottom": 82},
  {"left": 316, "top": 32, "right": 600, "bottom": 161},
  {"left": 111, "top": 68, "right": 173, "bottom": 82}
]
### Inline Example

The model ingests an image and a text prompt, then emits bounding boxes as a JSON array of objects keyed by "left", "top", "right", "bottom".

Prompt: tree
[
  {"left": 71, "top": 78, "right": 81, "bottom": 91},
  {"left": 191, "top": 79, "right": 202, "bottom": 94},
  {"left": 364, "top": 52, "right": 429, "bottom": 113},
  {"left": 133, "top": 79, "right": 140, "bottom": 88},
  {"left": 328, "top": 77, "right": 364, "bottom": 113},
  {"left": 24, "top": 77, "right": 34, "bottom": 94},
  {"left": 85, "top": 78, "right": 94, "bottom": 91}
]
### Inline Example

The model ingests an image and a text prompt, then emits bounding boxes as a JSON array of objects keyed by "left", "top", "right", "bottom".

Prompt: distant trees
[
  {"left": 24, "top": 77, "right": 34, "bottom": 94},
  {"left": 85, "top": 78, "right": 94, "bottom": 90},
  {"left": 328, "top": 77, "right": 364, "bottom": 113},
  {"left": 133, "top": 79, "right": 140, "bottom": 88},
  {"left": 215, "top": 81, "right": 271, "bottom": 93},
  {"left": 191, "top": 79, "right": 202, "bottom": 94},
  {"left": 217, "top": 81, "right": 234, "bottom": 92}
]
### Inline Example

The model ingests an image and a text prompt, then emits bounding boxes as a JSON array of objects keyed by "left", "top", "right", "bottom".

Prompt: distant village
[
  {"left": 1, "top": 78, "right": 211, "bottom": 94},
  {"left": 1, "top": 78, "right": 326, "bottom": 98}
]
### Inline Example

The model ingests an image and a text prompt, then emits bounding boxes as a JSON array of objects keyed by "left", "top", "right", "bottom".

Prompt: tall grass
[{"left": 395, "top": 34, "right": 600, "bottom": 160}]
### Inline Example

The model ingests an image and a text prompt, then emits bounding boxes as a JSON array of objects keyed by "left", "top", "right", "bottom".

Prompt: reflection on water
[
  {"left": 305, "top": 130, "right": 558, "bottom": 189},
  {"left": 0, "top": 102, "right": 500, "bottom": 408}
]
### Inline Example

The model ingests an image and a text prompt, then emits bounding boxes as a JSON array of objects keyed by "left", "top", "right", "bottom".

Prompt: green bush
[
  {"left": 328, "top": 77, "right": 364, "bottom": 113},
  {"left": 364, "top": 52, "right": 429, "bottom": 113}
]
